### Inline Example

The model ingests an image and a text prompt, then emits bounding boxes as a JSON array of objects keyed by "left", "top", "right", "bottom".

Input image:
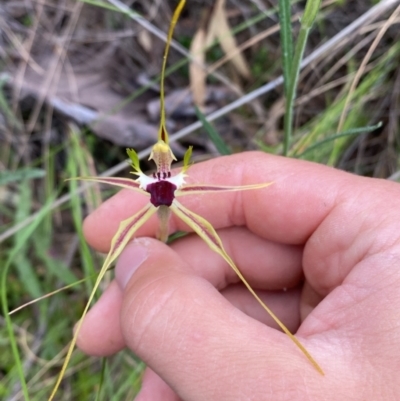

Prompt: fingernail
[{"left": 115, "top": 239, "right": 148, "bottom": 289}]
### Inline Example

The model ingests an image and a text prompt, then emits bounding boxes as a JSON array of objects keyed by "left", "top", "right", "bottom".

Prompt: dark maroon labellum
[{"left": 146, "top": 180, "right": 177, "bottom": 207}]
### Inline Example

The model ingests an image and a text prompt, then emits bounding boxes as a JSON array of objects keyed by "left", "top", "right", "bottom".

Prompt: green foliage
[{"left": 278, "top": 0, "right": 322, "bottom": 155}]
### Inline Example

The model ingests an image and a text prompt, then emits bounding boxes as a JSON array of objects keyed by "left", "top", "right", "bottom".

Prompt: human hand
[{"left": 77, "top": 152, "right": 400, "bottom": 400}]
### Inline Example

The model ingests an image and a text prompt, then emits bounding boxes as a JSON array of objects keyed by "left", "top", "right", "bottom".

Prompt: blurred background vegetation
[{"left": 1, "top": 0, "right": 400, "bottom": 399}]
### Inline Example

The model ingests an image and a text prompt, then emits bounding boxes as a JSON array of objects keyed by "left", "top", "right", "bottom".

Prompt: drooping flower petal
[
  {"left": 170, "top": 199, "right": 324, "bottom": 375},
  {"left": 106, "top": 203, "right": 157, "bottom": 264},
  {"left": 69, "top": 176, "right": 149, "bottom": 195},
  {"left": 176, "top": 182, "right": 272, "bottom": 196},
  {"left": 49, "top": 203, "right": 157, "bottom": 400}
]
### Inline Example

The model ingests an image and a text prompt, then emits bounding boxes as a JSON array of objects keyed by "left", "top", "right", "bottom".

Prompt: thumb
[{"left": 115, "top": 238, "right": 326, "bottom": 400}]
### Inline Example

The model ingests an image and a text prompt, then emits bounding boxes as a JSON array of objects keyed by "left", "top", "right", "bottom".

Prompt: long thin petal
[
  {"left": 49, "top": 203, "right": 157, "bottom": 400},
  {"left": 176, "top": 182, "right": 272, "bottom": 196},
  {"left": 106, "top": 205, "right": 157, "bottom": 264},
  {"left": 68, "top": 176, "right": 149, "bottom": 195},
  {"left": 170, "top": 200, "right": 324, "bottom": 375}
]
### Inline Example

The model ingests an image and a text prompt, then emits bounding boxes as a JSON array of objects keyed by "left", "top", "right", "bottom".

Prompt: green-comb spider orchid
[{"left": 50, "top": 0, "right": 323, "bottom": 398}]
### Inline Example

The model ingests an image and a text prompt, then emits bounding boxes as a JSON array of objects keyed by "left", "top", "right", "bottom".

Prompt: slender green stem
[
  {"left": 283, "top": 26, "right": 309, "bottom": 155},
  {"left": 283, "top": 0, "right": 321, "bottom": 156},
  {"left": 68, "top": 131, "right": 96, "bottom": 294},
  {"left": 277, "top": 0, "right": 294, "bottom": 97},
  {"left": 95, "top": 358, "right": 107, "bottom": 401},
  {"left": 159, "top": 0, "right": 186, "bottom": 141},
  {"left": 2, "top": 262, "right": 30, "bottom": 401}
]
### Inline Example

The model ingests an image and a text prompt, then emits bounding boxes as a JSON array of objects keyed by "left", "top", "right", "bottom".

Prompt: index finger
[{"left": 83, "top": 151, "right": 352, "bottom": 252}]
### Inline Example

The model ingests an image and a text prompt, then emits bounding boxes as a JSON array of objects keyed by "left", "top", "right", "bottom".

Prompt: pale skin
[{"left": 77, "top": 152, "right": 400, "bottom": 401}]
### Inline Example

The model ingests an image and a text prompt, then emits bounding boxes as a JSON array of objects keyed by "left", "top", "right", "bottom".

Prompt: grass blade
[
  {"left": 195, "top": 106, "right": 231, "bottom": 155},
  {"left": 277, "top": 0, "right": 294, "bottom": 96},
  {"left": 296, "top": 122, "right": 383, "bottom": 158},
  {"left": 283, "top": 0, "right": 322, "bottom": 155}
]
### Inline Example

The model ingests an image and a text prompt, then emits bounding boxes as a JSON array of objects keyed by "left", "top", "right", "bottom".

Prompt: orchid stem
[
  {"left": 157, "top": 206, "right": 171, "bottom": 243},
  {"left": 159, "top": 0, "right": 186, "bottom": 142}
]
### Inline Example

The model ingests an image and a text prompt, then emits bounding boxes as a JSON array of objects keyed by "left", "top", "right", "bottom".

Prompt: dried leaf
[
  {"left": 189, "top": 27, "right": 207, "bottom": 107},
  {"left": 138, "top": 29, "right": 153, "bottom": 53},
  {"left": 209, "top": 0, "right": 251, "bottom": 79}
]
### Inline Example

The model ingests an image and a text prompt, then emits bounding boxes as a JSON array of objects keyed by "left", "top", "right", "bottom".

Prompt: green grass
[{"left": 1, "top": 0, "right": 400, "bottom": 399}]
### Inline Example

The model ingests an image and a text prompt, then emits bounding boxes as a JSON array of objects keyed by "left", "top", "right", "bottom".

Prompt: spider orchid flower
[
  {"left": 50, "top": 1, "right": 322, "bottom": 398},
  {"left": 67, "top": 141, "right": 323, "bottom": 376},
  {"left": 68, "top": 137, "right": 323, "bottom": 374},
  {"left": 71, "top": 134, "right": 322, "bottom": 377},
  {"left": 77, "top": 141, "right": 275, "bottom": 260}
]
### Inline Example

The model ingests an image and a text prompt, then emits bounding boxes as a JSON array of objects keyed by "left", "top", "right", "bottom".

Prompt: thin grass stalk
[
  {"left": 277, "top": 0, "right": 294, "bottom": 97},
  {"left": 283, "top": 27, "right": 308, "bottom": 155},
  {"left": 283, "top": 0, "right": 321, "bottom": 156},
  {"left": 94, "top": 358, "right": 107, "bottom": 401},
  {"left": 1, "top": 195, "right": 56, "bottom": 401},
  {"left": 295, "top": 121, "right": 382, "bottom": 157},
  {"left": 68, "top": 137, "right": 96, "bottom": 293},
  {"left": 195, "top": 106, "right": 231, "bottom": 155}
]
